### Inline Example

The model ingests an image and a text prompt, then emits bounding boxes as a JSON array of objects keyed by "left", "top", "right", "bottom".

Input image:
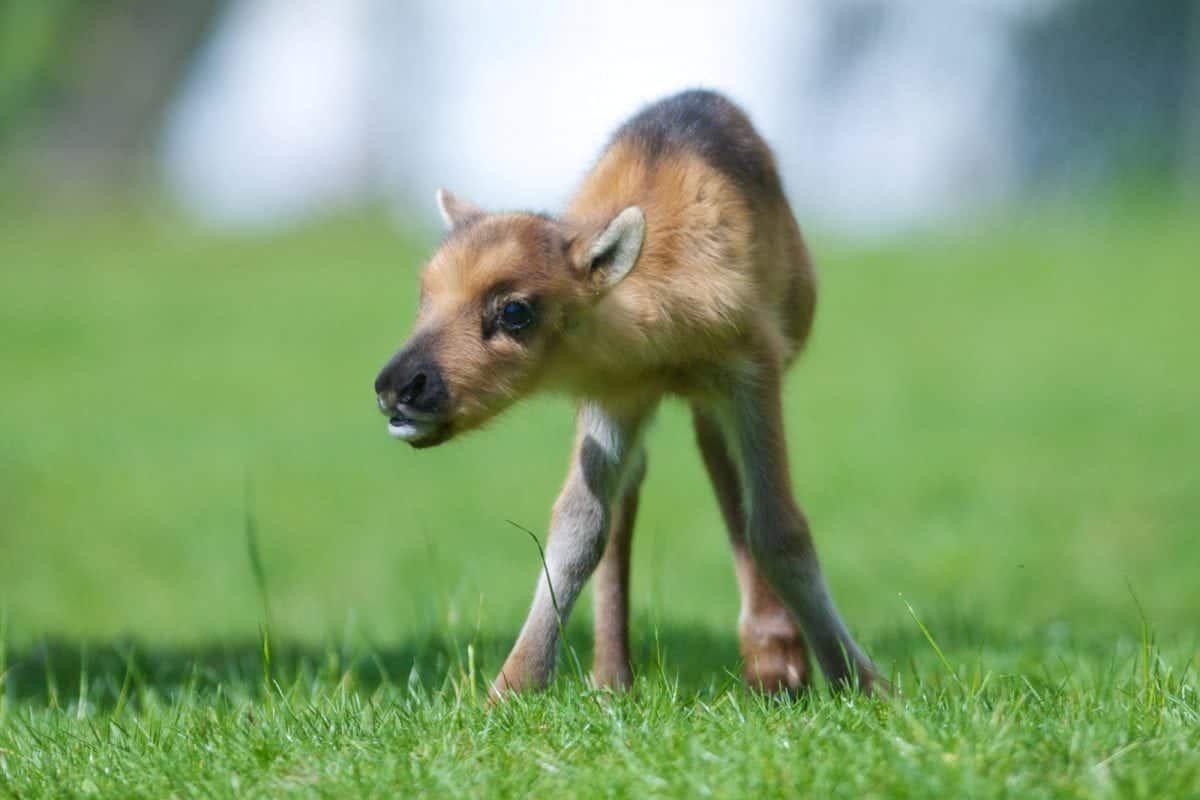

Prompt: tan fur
[{"left": 376, "top": 91, "right": 881, "bottom": 697}]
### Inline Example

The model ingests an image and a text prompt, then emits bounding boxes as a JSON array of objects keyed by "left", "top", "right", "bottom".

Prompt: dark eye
[{"left": 499, "top": 300, "right": 534, "bottom": 332}]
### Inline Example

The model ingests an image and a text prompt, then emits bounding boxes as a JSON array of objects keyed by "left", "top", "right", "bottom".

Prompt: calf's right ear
[{"left": 436, "top": 188, "right": 483, "bottom": 230}]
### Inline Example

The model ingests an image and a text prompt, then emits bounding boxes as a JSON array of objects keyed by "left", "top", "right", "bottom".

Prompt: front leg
[
  {"left": 492, "top": 400, "right": 653, "bottom": 697},
  {"left": 591, "top": 449, "right": 646, "bottom": 690}
]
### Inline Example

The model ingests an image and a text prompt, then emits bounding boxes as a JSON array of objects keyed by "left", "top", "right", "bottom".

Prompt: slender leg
[
  {"left": 711, "top": 364, "right": 883, "bottom": 693},
  {"left": 591, "top": 450, "right": 646, "bottom": 690},
  {"left": 693, "top": 409, "right": 812, "bottom": 693},
  {"left": 492, "top": 400, "right": 653, "bottom": 697}
]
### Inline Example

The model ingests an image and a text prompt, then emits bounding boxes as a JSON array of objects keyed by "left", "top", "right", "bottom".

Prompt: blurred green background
[{"left": 2, "top": 197, "right": 1196, "bottom": 683}]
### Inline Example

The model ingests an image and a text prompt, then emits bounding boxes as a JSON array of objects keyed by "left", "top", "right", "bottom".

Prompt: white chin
[{"left": 387, "top": 421, "right": 426, "bottom": 441}]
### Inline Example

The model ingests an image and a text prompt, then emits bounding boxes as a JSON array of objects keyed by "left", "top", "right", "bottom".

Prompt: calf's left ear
[{"left": 574, "top": 206, "right": 645, "bottom": 288}]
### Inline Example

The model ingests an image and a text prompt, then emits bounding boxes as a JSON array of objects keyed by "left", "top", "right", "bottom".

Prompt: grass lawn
[{"left": 1, "top": 198, "right": 1198, "bottom": 797}]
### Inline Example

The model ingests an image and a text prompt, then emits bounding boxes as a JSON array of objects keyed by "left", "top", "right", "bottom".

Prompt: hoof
[
  {"left": 592, "top": 663, "right": 634, "bottom": 691},
  {"left": 741, "top": 634, "right": 813, "bottom": 695}
]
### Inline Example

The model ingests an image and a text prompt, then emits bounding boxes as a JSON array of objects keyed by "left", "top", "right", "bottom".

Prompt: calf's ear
[
  {"left": 573, "top": 206, "right": 645, "bottom": 288},
  {"left": 436, "top": 188, "right": 484, "bottom": 230}
]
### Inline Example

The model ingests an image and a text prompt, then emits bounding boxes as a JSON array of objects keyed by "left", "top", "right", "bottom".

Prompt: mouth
[{"left": 385, "top": 409, "right": 448, "bottom": 447}]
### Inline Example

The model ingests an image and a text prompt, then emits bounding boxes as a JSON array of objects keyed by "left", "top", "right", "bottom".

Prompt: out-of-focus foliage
[
  {"left": 0, "top": 0, "right": 88, "bottom": 145},
  {"left": 1, "top": 0, "right": 223, "bottom": 187}
]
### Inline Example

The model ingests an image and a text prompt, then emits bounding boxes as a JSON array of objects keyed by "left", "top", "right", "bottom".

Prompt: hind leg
[
  {"left": 693, "top": 408, "right": 812, "bottom": 693},
  {"left": 706, "top": 363, "right": 882, "bottom": 693}
]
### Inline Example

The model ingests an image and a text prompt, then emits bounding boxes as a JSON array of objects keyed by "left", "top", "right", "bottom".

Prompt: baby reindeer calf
[{"left": 374, "top": 90, "right": 883, "bottom": 697}]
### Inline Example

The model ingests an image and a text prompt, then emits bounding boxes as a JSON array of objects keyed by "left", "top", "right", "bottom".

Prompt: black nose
[
  {"left": 397, "top": 372, "right": 426, "bottom": 405},
  {"left": 375, "top": 346, "right": 449, "bottom": 415}
]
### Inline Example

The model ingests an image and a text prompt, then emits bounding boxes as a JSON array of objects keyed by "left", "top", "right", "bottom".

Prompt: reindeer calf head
[{"left": 374, "top": 190, "right": 645, "bottom": 447}]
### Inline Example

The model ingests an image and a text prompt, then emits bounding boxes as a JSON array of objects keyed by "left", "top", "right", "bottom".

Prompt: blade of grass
[
  {"left": 244, "top": 475, "right": 273, "bottom": 697},
  {"left": 900, "top": 593, "right": 964, "bottom": 691},
  {"left": 0, "top": 608, "right": 7, "bottom": 721}
]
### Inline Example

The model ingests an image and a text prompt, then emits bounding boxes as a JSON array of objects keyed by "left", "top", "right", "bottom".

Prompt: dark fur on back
[{"left": 611, "top": 89, "right": 783, "bottom": 196}]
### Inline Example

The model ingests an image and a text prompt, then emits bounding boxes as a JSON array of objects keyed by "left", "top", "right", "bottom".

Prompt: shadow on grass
[
  {"left": 1, "top": 623, "right": 743, "bottom": 711},
  {"left": 1, "top": 615, "right": 1142, "bottom": 710}
]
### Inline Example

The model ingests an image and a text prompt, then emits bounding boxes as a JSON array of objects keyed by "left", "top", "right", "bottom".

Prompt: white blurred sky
[{"left": 163, "top": 0, "right": 1050, "bottom": 232}]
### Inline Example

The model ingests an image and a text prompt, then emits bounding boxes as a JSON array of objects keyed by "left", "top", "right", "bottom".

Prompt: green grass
[{"left": 1, "top": 198, "right": 1198, "bottom": 797}]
